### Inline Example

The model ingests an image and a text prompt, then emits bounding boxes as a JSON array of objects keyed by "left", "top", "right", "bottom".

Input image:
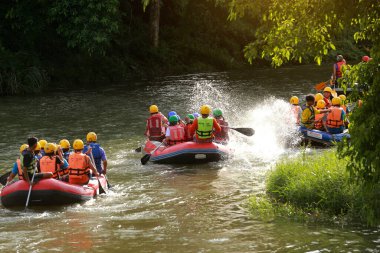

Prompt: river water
[{"left": 0, "top": 65, "right": 379, "bottom": 252}]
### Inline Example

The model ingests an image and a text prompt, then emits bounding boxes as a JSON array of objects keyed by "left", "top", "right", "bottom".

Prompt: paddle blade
[
  {"left": 315, "top": 81, "right": 326, "bottom": 91},
  {"left": 231, "top": 128, "right": 255, "bottom": 136},
  {"left": 0, "top": 171, "right": 11, "bottom": 186},
  {"left": 135, "top": 147, "right": 142, "bottom": 153},
  {"left": 98, "top": 178, "right": 106, "bottom": 194},
  {"left": 141, "top": 154, "right": 151, "bottom": 165}
]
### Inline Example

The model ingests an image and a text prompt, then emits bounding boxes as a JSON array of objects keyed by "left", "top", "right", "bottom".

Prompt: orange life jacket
[
  {"left": 291, "top": 105, "right": 301, "bottom": 124},
  {"left": 147, "top": 114, "right": 165, "bottom": 137},
  {"left": 40, "top": 156, "right": 61, "bottom": 179},
  {"left": 314, "top": 114, "right": 325, "bottom": 130},
  {"left": 168, "top": 125, "right": 185, "bottom": 145},
  {"left": 323, "top": 97, "right": 331, "bottom": 108},
  {"left": 326, "top": 107, "right": 344, "bottom": 128},
  {"left": 16, "top": 159, "right": 24, "bottom": 180},
  {"left": 335, "top": 61, "right": 345, "bottom": 78},
  {"left": 341, "top": 104, "right": 347, "bottom": 113},
  {"left": 68, "top": 152, "right": 90, "bottom": 185}
]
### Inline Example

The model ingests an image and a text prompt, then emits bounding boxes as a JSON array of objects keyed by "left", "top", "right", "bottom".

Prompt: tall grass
[{"left": 248, "top": 150, "right": 377, "bottom": 225}]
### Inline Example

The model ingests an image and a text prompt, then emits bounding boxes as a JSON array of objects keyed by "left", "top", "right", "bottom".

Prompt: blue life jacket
[{"left": 83, "top": 143, "right": 103, "bottom": 173}]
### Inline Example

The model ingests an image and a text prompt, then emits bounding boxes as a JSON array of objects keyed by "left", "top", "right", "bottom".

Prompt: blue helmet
[
  {"left": 193, "top": 112, "right": 200, "bottom": 118},
  {"left": 168, "top": 111, "right": 177, "bottom": 118}
]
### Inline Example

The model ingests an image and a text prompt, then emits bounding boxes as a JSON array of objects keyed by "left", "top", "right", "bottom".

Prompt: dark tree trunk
[{"left": 149, "top": 0, "right": 160, "bottom": 48}]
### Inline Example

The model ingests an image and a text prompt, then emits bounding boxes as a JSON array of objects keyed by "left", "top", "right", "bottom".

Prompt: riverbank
[{"left": 248, "top": 149, "right": 379, "bottom": 226}]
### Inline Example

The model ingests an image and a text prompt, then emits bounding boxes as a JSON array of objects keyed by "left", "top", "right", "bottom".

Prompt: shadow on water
[{"left": 0, "top": 65, "right": 379, "bottom": 252}]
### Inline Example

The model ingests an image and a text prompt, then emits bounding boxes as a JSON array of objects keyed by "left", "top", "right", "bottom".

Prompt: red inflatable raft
[
  {"left": 0, "top": 176, "right": 107, "bottom": 208},
  {"left": 143, "top": 141, "right": 230, "bottom": 164}
]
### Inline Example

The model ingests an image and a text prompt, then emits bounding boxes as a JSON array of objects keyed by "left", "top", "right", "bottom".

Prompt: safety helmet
[
  {"left": 20, "top": 144, "right": 29, "bottom": 153},
  {"left": 38, "top": 139, "right": 47, "bottom": 149},
  {"left": 337, "top": 55, "right": 344, "bottom": 62},
  {"left": 73, "top": 139, "right": 84, "bottom": 150},
  {"left": 323, "top": 87, "right": 332, "bottom": 93},
  {"left": 169, "top": 115, "right": 178, "bottom": 123},
  {"left": 44, "top": 143, "right": 56, "bottom": 154},
  {"left": 200, "top": 105, "right": 211, "bottom": 115},
  {"left": 213, "top": 108, "right": 223, "bottom": 117},
  {"left": 59, "top": 139, "right": 70, "bottom": 149},
  {"left": 315, "top": 93, "right": 323, "bottom": 102},
  {"left": 149, "top": 105, "right": 159, "bottom": 113},
  {"left": 86, "top": 132, "right": 97, "bottom": 142},
  {"left": 289, "top": 96, "right": 299, "bottom": 105},
  {"left": 362, "top": 55, "right": 369, "bottom": 62},
  {"left": 35, "top": 142, "right": 41, "bottom": 151},
  {"left": 187, "top": 114, "right": 195, "bottom": 120},
  {"left": 193, "top": 113, "right": 200, "bottom": 118},
  {"left": 168, "top": 111, "right": 177, "bottom": 118},
  {"left": 316, "top": 100, "right": 326, "bottom": 109},
  {"left": 332, "top": 97, "right": 341, "bottom": 106},
  {"left": 339, "top": 94, "right": 346, "bottom": 101}
]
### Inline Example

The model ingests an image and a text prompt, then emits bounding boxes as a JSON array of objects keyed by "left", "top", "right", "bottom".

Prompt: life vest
[
  {"left": 40, "top": 155, "right": 62, "bottom": 179},
  {"left": 291, "top": 105, "right": 301, "bottom": 124},
  {"left": 20, "top": 149, "right": 37, "bottom": 177},
  {"left": 196, "top": 117, "right": 214, "bottom": 139},
  {"left": 68, "top": 152, "right": 90, "bottom": 185},
  {"left": 168, "top": 125, "right": 185, "bottom": 145},
  {"left": 214, "top": 117, "right": 229, "bottom": 141},
  {"left": 184, "top": 123, "right": 193, "bottom": 141},
  {"left": 16, "top": 159, "right": 24, "bottom": 180},
  {"left": 335, "top": 61, "right": 345, "bottom": 78},
  {"left": 84, "top": 143, "right": 103, "bottom": 173},
  {"left": 314, "top": 114, "right": 325, "bottom": 130},
  {"left": 147, "top": 114, "right": 165, "bottom": 137},
  {"left": 327, "top": 107, "right": 344, "bottom": 128},
  {"left": 301, "top": 106, "right": 316, "bottom": 128},
  {"left": 323, "top": 97, "right": 331, "bottom": 108}
]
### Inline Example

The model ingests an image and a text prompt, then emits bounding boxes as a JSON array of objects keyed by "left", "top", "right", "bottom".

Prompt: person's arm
[
  {"left": 22, "top": 154, "right": 32, "bottom": 185},
  {"left": 189, "top": 118, "right": 198, "bottom": 136},
  {"left": 332, "top": 64, "right": 337, "bottom": 83},
  {"left": 86, "top": 156, "right": 99, "bottom": 177},
  {"left": 100, "top": 148, "right": 107, "bottom": 174},
  {"left": 213, "top": 119, "right": 221, "bottom": 132}
]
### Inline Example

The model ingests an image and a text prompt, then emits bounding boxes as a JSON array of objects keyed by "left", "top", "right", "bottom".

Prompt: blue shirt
[{"left": 11, "top": 162, "right": 18, "bottom": 175}]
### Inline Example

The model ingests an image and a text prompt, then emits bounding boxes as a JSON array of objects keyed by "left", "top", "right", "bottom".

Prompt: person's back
[
  {"left": 184, "top": 114, "right": 194, "bottom": 141},
  {"left": 332, "top": 55, "right": 346, "bottom": 86},
  {"left": 40, "top": 143, "right": 66, "bottom": 179},
  {"left": 83, "top": 132, "right": 107, "bottom": 174},
  {"left": 326, "top": 97, "right": 345, "bottom": 134},
  {"left": 213, "top": 108, "right": 229, "bottom": 144},
  {"left": 165, "top": 116, "right": 185, "bottom": 145},
  {"left": 145, "top": 105, "right": 168, "bottom": 142},
  {"left": 314, "top": 100, "right": 327, "bottom": 131},
  {"left": 190, "top": 105, "right": 221, "bottom": 143}
]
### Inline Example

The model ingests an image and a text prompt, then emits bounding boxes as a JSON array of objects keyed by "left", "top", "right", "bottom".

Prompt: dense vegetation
[{"left": 0, "top": 0, "right": 366, "bottom": 95}]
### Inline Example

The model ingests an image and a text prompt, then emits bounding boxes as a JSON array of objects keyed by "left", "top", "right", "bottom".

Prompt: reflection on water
[{"left": 0, "top": 65, "right": 379, "bottom": 252}]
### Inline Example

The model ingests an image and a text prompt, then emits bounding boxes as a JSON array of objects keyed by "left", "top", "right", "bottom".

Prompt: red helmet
[{"left": 362, "top": 55, "right": 370, "bottom": 62}]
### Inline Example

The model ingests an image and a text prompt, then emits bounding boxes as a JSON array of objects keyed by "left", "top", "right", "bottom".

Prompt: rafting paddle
[
  {"left": 0, "top": 171, "right": 11, "bottom": 186},
  {"left": 25, "top": 167, "right": 37, "bottom": 209},
  {"left": 135, "top": 147, "right": 142, "bottom": 153},
  {"left": 226, "top": 127, "right": 255, "bottom": 136},
  {"left": 315, "top": 80, "right": 329, "bottom": 91},
  {"left": 141, "top": 142, "right": 164, "bottom": 165}
]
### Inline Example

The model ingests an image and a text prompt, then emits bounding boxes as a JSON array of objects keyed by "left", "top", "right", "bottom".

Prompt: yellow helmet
[
  {"left": 44, "top": 143, "right": 56, "bottom": 154},
  {"left": 289, "top": 96, "right": 299, "bottom": 105},
  {"left": 38, "top": 139, "right": 47, "bottom": 149},
  {"left": 86, "top": 132, "right": 97, "bottom": 142},
  {"left": 332, "top": 97, "right": 341, "bottom": 106},
  {"left": 20, "top": 144, "right": 29, "bottom": 153},
  {"left": 149, "top": 105, "right": 159, "bottom": 113},
  {"left": 59, "top": 139, "right": 70, "bottom": 149},
  {"left": 323, "top": 87, "right": 333, "bottom": 93},
  {"left": 339, "top": 94, "right": 346, "bottom": 101},
  {"left": 73, "top": 139, "right": 84, "bottom": 150},
  {"left": 200, "top": 105, "right": 211, "bottom": 115},
  {"left": 316, "top": 100, "right": 326, "bottom": 109},
  {"left": 315, "top": 93, "right": 323, "bottom": 102},
  {"left": 35, "top": 142, "right": 41, "bottom": 151}
]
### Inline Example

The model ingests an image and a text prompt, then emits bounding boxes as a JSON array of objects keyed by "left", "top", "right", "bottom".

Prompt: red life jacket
[
  {"left": 327, "top": 107, "right": 344, "bottom": 128},
  {"left": 184, "top": 123, "right": 193, "bottom": 141},
  {"left": 68, "top": 152, "right": 90, "bottom": 185},
  {"left": 314, "top": 114, "right": 325, "bottom": 130},
  {"left": 291, "top": 105, "right": 301, "bottom": 124},
  {"left": 335, "top": 61, "right": 345, "bottom": 78},
  {"left": 147, "top": 114, "right": 165, "bottom": 137},
  {"left": 323, "top": 97, "right": 331, "bottom": 108},
  {"left": 214, "top": 117, "right": 229, "bottom": 141},
  {"left": 168, "top": 125, "right": 185, "bottom": 145}
]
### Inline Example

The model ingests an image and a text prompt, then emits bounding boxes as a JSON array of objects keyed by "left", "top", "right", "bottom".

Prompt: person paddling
[
  {"left": 83, "top": 132, "right": 108, "bottom": 175},
  {"left": 20, "top": 137, "right": 53, "bottom": 186},
  {"left": 145, "top": 105, "right": 168, "bottom": 142},
  {"left": 68, "top": 139, "right": 99, "bottom": 185},
  {"left": 190, "top": 105, "right": 221, "bottom": 143},
  {"left": 213, "top": 108, "right": 229, "bottom": 144}
]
